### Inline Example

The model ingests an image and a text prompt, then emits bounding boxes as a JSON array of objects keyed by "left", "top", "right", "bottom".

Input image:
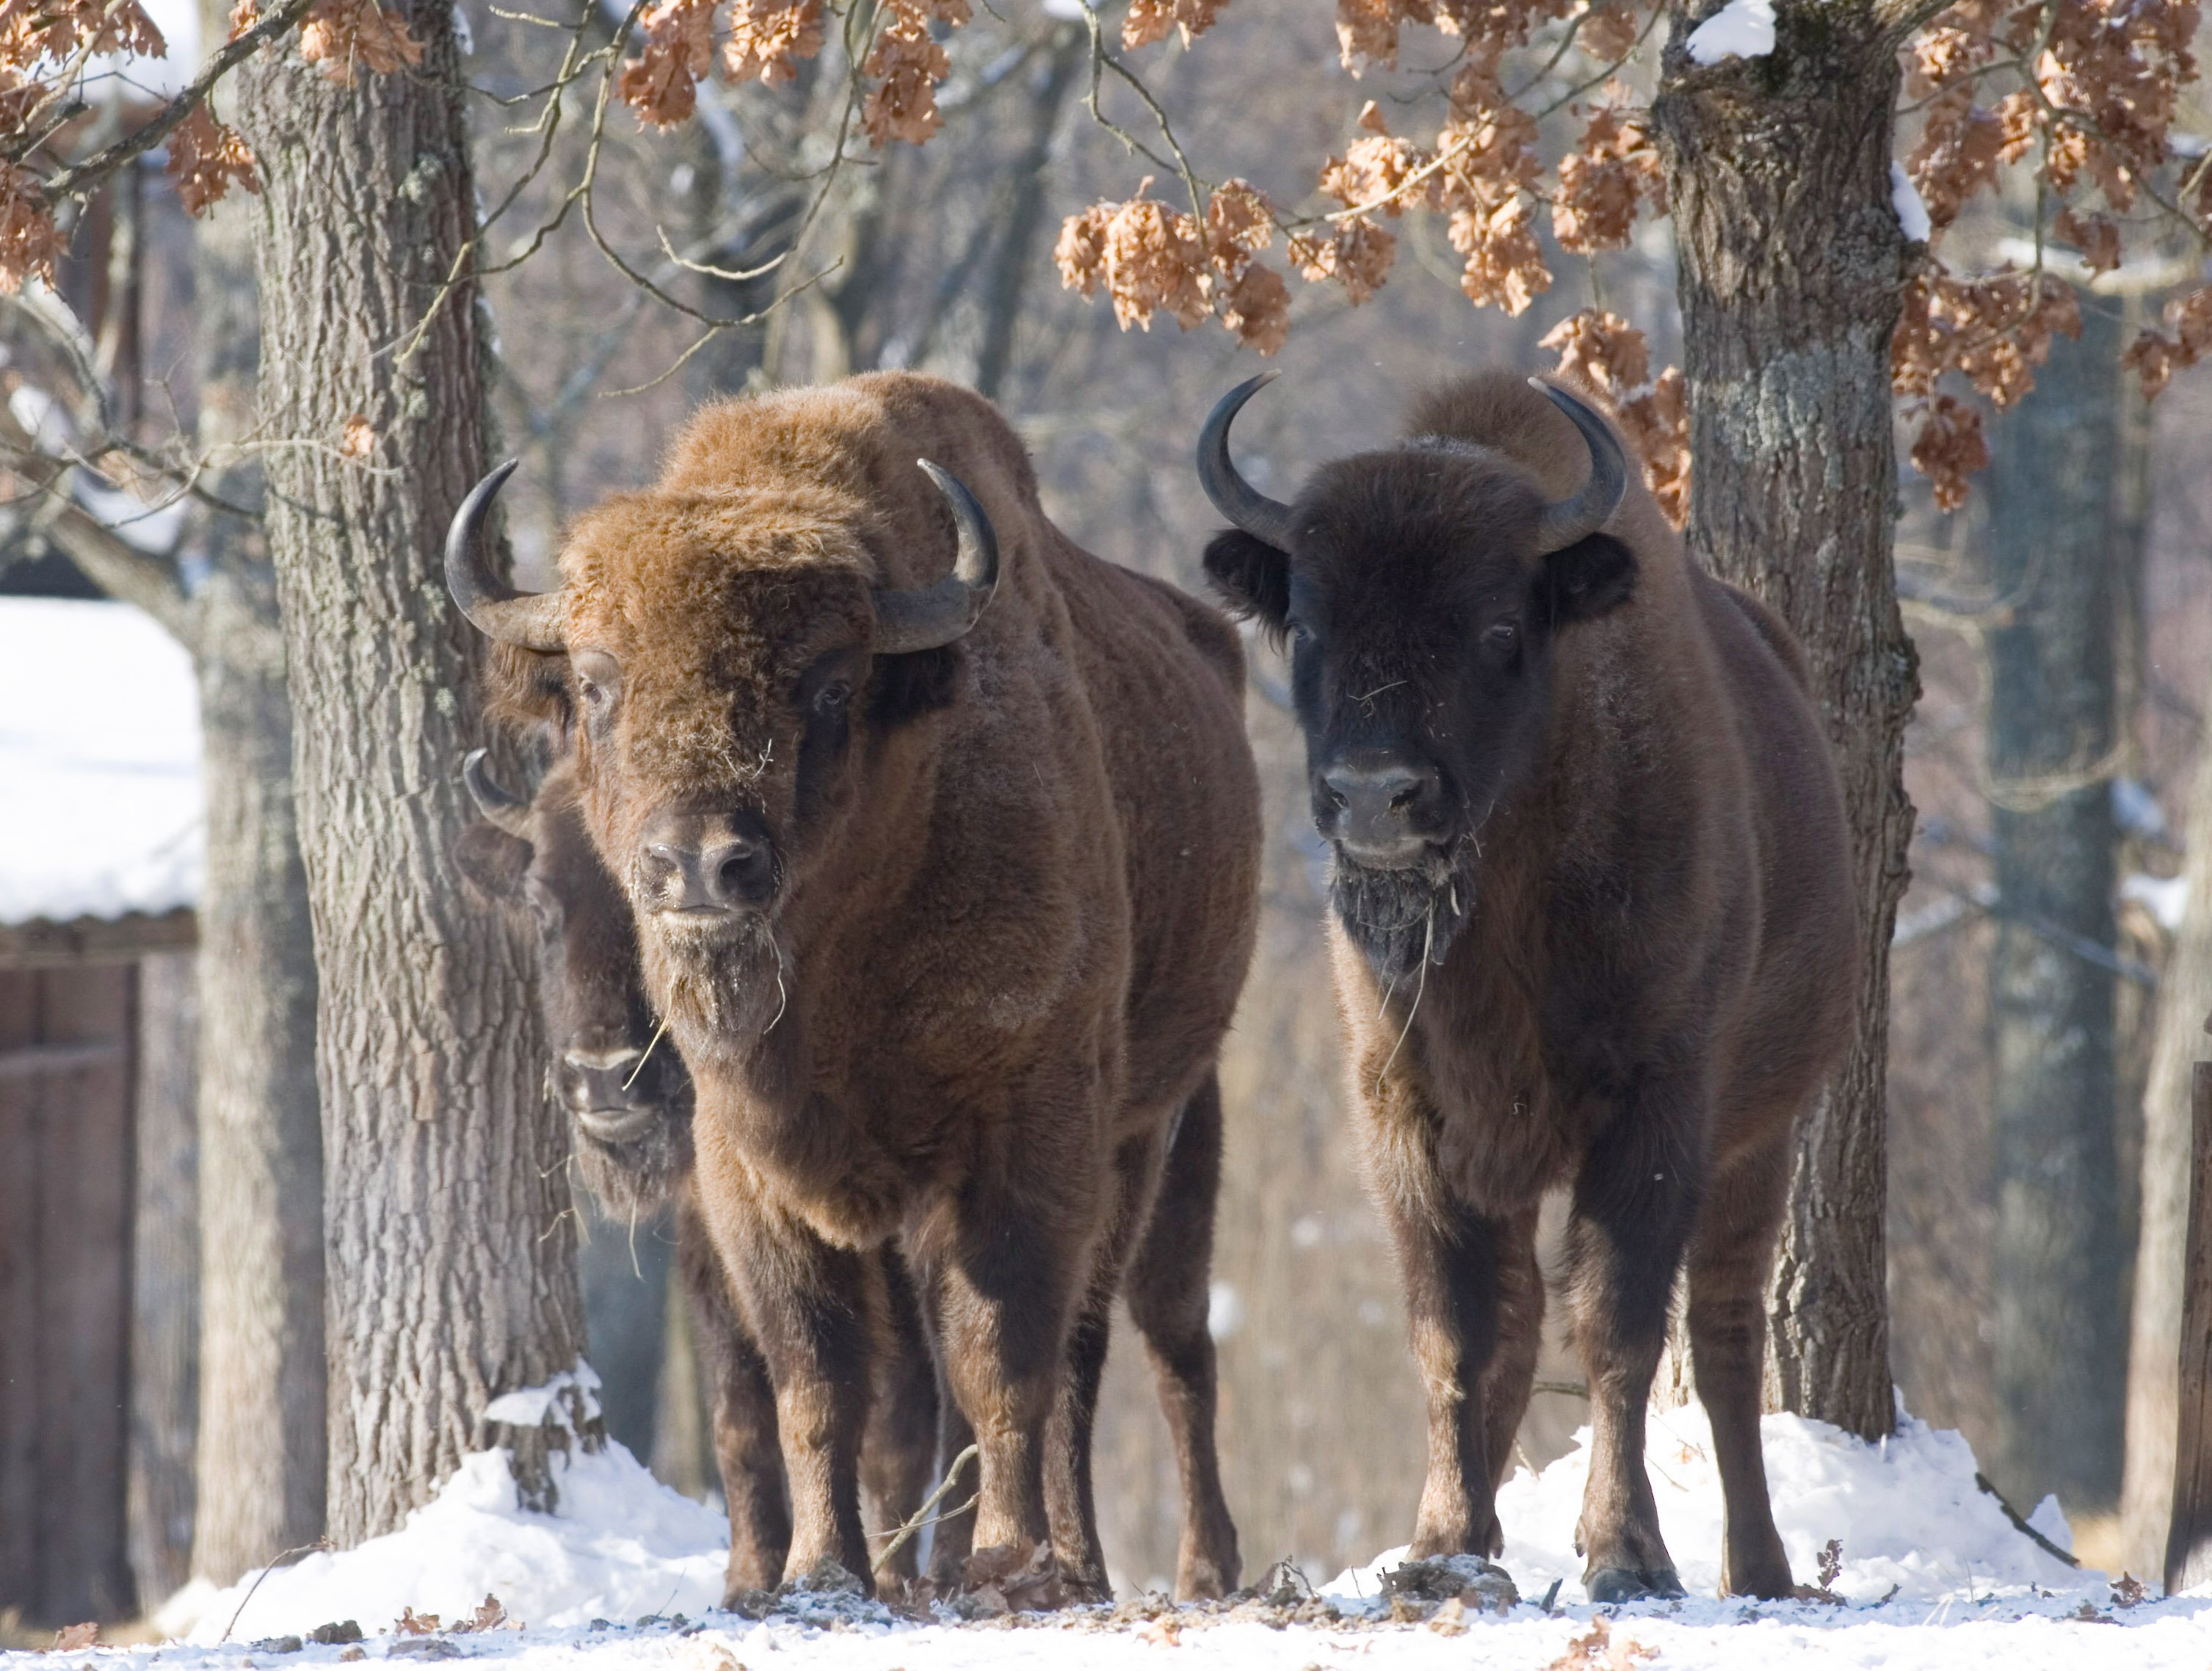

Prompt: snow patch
[
  {"left": 181, "top": 1441, "right": 729, "bottom": 1642},
  {"left": 2027, "top": 1494, "right": 2074, "bottom": 1555},
  {"left": 0, "top": 598, "right": 201, "bottom": 926},
  {"left": 1206, "top": 1280, "right": 1246, "bottom": 1341},
  {"left": 484, "top": 1360, "right": 604, "bottom": 1429},
  {"left": 1684, "top": 0, "right": 1774, "bottom": 65},
  {"left": 2124, "top": 871, "right": 2190, "bottom": 932},
  {"left": 1324, "top": 1401, "right": 2084, "bottom": 1607},
  {"left": 1893, "top": 163, "right": 1934, "bottom": 242}
]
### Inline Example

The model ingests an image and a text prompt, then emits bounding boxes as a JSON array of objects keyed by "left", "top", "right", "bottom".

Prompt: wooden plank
[
  {"left": 32, "top": 964, "right": 137, "bottom": 1623},
  {"left": 0, "top": 971, "right": 40, "bottom": 1617},
  {"left": 0, "top": 911, "right": 197, "bottom": 971},
  {"left": 127, "top": 952, "right": 198, "bottom": 1606},
  {"left": 2166, "top": 1058, "right": 2212, "bottom": 1595}
]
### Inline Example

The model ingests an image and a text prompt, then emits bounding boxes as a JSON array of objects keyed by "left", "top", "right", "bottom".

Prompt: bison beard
[{"left": 1197, "top": 369, "right": 1856, "bottom": 1603}]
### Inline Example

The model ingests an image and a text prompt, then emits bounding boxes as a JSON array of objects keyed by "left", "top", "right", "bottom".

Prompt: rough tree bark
[
  {"left": 236, "top": 0, "right": 590, "bottom": 1543},
  {"left": 186, "top": 22, "right": 330, "bottom": 1568},
  {"left": 1984, "top": 298, "right": 2127, "bottom": 1512},
  {"left": 1654, "top": 0, "right": 1918, "bottom": 1438},
  {"left": 2122, "top": 674, "right": 2212, "bottom": 1577}
]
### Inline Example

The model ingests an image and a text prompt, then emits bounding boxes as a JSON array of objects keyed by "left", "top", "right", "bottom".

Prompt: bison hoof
[{"left": 1585, "top": 1566, "right": 1686, "bottom": 1604}]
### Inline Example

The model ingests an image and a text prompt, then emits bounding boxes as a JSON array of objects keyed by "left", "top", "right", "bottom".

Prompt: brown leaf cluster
[
  {"left": 1552, "top": 104, "right": 1664, "bottom": 253},
  {"left": 725, "top": 0, "right": 824, "bottom": 85},
  {"left": 618, "top": 0, "right": 717, "bottom": 126},
  {"left": 1335, "top": 0, "right": 1581, "bottom": 76},
  {"left": 862, "top": 0, "right": 968, "bottom": 148},
  {"left": 1056, "top": 178, "right": 1291, "bottom": 354},
  {"left": 2122, "top": 285, "right": 2212, "bottom": 398},
  {"left": 1906, "top": 391, "right": 1991, "bottom": 511},
  {"left": 1904, "top": 0, "right": 2200, "bottom": 233},
  {"left": 1891, "top": 261, "right": 2081, "bottom": 504},
  {"left": 0, "top": 161, "right": 65, "bottom": 294},
  {"left": 1123, "top": 0, "right": 1230, "bottom": 50},
  {"left": 299, "top": 0, "right": 426, "bottom": 84},
  {"left": 0, "top": 0, "right": 164, "bottom": 68},
  {"left": 50, "top": 1623, "right": 98, "bottom": 1653},
  {"left": 167, "top": 104, "right": 260, "bottom": 214},
  {"left": 1539, "top": 309, "right": 1688, "bottom": 524}
]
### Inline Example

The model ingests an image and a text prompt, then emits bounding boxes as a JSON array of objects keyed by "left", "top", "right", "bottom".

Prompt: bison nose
[
  {"left": 559, "top": 1045, "right": 661, "bottom": 1143},
  {"left": 637, "top": 811, "right": 777, "bottom": 914},
  {"left": 1319, "top": 757, "right": 1443, "bottom": 868}
]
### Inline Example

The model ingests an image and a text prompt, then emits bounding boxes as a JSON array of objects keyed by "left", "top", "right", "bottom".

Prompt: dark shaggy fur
[
  {"left": 488, "top": 373, "right": 1261, "bottom": 1601},
  {"left": 1203, "top": 371, "right": 1856, "bottom": 1601}
]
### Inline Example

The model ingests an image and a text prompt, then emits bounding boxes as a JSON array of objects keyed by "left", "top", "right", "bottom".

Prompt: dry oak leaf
[
  {"left": 1578, "top": 0, "right": 1644, "bottom": 62},
  {"left": 619, "top": 0, "right": 717, "bottom": 126},
  {"left": 722, "top": 0, "right": 824, "bottom": 86},
  {"left": 51, "top": 1625, "right": 98, "bottom": 1653},
  {"left": 2, "top": 0, "right": 163, "bottom": 67},
  {"left": 299, "top": 0, "right": 424, "bottom": 84},
  {"left": 1548, "top": 1614, "right": 1658, "bottom": 1670},
  {"left": 1216, "top": 261, "right": 1291, "bottom": 355},
  {"left": 339, "top": 415, "right": 375, "bottom": 460},
  {"left": 1449, "top": 194, "right": 1548, "bottom": 314},
  {"left": 394, "top": 1608, "right": 440, "bottom": 1636},
  {"left": 1540, "top": 306, "right": 1648, "bottom": 396},
  {"left": 167, "top": 104, "right": 260, "bottom": 214},
  {"left": 2124, "top": 285, "right": 2212, "bottom": 399},
  {"left": 2051, "top": 206, "right": 2120, "bottom": 275},
  {"left": 0, "top": 160, "right": 65, "bottom": 294},
  {"left": 1288, "top": 214, "right": 1398, "bottom": 305},
  {"left": 1908, "top": 392, "right": 1990, "bottom": 512},
  {"left": 1123, "top": 0, "right": 1228, "bottom": 50},
  {"left": 1134, "top": 1615, "right": 1182, "bottom": 1645},
  {"left": 862, "top": 0, "right": 966, "bottom": 148}
]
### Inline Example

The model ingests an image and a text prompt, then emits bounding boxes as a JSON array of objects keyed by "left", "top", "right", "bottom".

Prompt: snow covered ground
[{"left": 19, "top": 1399, "right": 2202, "bottom": 1671}]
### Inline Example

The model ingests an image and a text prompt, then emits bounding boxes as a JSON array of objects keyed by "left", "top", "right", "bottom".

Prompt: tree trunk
[
  {"left": 2122, "top": 681, "right": 2212, "bottom": 1578},
  {"left": 1983, "top": 297, "right": 2127, "bottom": 1512},
  {"left": 186, "top": 37, "right": 331, "bottom": 1567},
  {"left": 127, "top": 951, "right": 198, "bottom": 1606},
  {"left": 1653, "top": 1, "right": 1917, "bottom": 1439},
  {"left": 236, "top": 1, "right": 590, "bottom": 1544}
]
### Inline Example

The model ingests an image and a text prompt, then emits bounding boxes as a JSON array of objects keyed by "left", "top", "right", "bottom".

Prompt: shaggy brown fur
[
  {"left": 1203, "top": 370, "right": 1856, "bottom": 1601},
  {"left": 454, "top": 762, "right": 938, "bottom": 1591},
  {"left": 487, "top": 373, "right": 1261, "bottom": 1601}
]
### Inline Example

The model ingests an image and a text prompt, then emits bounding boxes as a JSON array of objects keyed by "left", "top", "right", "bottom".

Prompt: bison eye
[
  {"left": 813, "top": 680, "right": 852, "bottom": 717},
  {"left": 1485, "top": 620, "right": 1520, "bottom": 652}
]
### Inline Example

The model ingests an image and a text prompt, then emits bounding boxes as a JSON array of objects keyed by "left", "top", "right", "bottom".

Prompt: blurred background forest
[{"left": 4, "top": 0, "right": 2210, "bottom": 1623}]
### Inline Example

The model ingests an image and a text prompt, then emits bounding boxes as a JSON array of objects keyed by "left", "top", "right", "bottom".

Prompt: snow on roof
[{"left": 0, "top": 597, "right": 200, "bottom": 927}]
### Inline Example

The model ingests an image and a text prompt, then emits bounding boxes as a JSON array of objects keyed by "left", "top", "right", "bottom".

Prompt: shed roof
[{"left": 0, "top": 598, "right": 200, "bottom": 929}]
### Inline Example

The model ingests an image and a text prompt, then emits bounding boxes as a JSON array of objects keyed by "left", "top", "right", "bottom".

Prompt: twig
[
  {"left": 218, "top": 1539, "right": 333, "bottom": 1642},
  {"left": 871, "top": 1443, "right": 979, "bottom": 1574}
]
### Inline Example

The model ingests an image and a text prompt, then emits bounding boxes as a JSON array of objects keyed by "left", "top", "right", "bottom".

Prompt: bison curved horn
[
  {"left": 873, "top": 460, "right": 1001, "bottom": 655},
  {"left": 1526, "top": 379, "right": 1628, "bottom": 552},
  {"left": 462, "top": 747, "right": 532, "bottom": 838},
  {"left": 445, "top": 460, "right": 568, "bottom": 652},
  {"left": 1197, "top": 371, "right": 1300, "bottom": 552}
]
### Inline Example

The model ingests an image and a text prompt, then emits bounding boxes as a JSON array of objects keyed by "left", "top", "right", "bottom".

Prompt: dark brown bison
[
  {"left": 453, "top": 753, "right": 938, "bottom": 1591},
  {"left": 446, "top": 372, "right": 1259, "bottom": 1601},
  {"left": 1197, "top": 369, "right": 1855, "bottom": 1602}
]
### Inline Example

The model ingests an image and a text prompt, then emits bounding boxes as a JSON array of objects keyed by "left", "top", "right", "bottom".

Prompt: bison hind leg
[{"left": 1125, "top": 1071, "right": 1241, "bottom": 1600}]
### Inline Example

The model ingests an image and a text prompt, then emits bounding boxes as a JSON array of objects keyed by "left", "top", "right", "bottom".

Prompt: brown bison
[
  {"left": 446, "top": 373, "right": 1260, "bottom": 1600},
  {"left": 453, "top": 753, "right": 939, "bottom": 1592},
  {"left": 1197, "top": 370, "right": 1855, "bottom": 1602}
]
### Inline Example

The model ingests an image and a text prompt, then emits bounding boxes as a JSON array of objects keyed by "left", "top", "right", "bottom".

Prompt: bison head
[
  {"left": 445, "top": 456, "right": 998, "bottom": 1048},
  {"left": 454, "top": 750, "right": 693, "bottom": 1217},
  {"left": 1197, "top": 374, "right": 1634, "bottom": 972}
]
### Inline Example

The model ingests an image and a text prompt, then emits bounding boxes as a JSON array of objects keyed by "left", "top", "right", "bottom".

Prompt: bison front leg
[
  {"left": 1378, "top": 1180, "right": 1517, "bottom": 1562},
  {"left": 862, "top": 1247, "right": 940, "bottom": 1584},
  {"left": 705, "top": 1192, "right": 878, "bottom": 1593},
  {"left": 915, "top": 1176, "right": 1089, "bottom": 1587},
  {"left": 1565, "top": 1086, "right": 1702, "bottom": 1603},
  {"left": 676, "top": 1196, "right": 791, "bottom": 1595}
]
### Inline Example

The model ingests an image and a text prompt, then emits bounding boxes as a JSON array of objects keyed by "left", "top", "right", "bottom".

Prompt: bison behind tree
[
  {"left": 1198, "top": 370, "right": 1855, "bottom": 1602},
  {"left": 449, "top": 373, "right": 1261, "bottom": 1601}
]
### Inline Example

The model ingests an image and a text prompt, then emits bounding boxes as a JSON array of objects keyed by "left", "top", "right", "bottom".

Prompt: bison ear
[
  {"left": 455, "top": 822, "right": 534, "bottom": 902},
  {"left": 1203, "top": 529, "right": 1291, "bottom": 641},
  {"left": 868, "top": 645, "right": 961, "bottom": 729},
  {"left": 1541, "top": 533, "right": 1636, "bottom": 627}
]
